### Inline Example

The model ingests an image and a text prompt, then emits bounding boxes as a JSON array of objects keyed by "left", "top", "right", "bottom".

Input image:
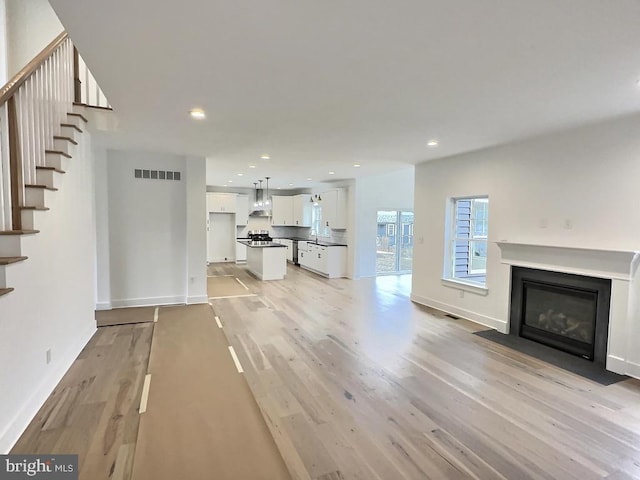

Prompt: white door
[{"left": 208, "top": 213, "right": 235, "bottom": 262}]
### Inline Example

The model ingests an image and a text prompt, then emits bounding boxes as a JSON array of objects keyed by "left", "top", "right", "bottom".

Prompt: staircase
[{"left": 0, "top": 32, "right": 99, "bottom": 299}]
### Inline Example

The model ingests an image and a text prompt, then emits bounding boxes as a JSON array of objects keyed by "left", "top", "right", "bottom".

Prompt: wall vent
[{"left": 134, "top": 169, "right": 181, "bottom": 181}]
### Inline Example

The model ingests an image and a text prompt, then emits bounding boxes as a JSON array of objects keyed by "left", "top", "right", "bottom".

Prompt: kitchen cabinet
[
  {"left": 236, "top": 241, "right": 247, "bottom": 263},
  {"left": 321, "top": 188, "right": 347, "bottom": 230},
  {"left": 273, "top": 239, "right": 294, "bottom": 262},
  {"left": 281, "top": 239, "right": 294, "bottom": 262},
  {"left": 207, "top": 193, "right": 236, "bottom": 213},
  {"left": 293, "top": 194, "right": 312, "bottom": 227},
  {"left": 299, "top": 243, "right": 347, "bottom": 278},
  {"left": 235, "top": 195, "right": 249, "bottom": 225},
  {"left": 271, "top": 195, "right": 294, "bottom": 226}
]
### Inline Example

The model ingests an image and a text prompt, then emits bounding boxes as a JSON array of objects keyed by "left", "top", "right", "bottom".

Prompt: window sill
[{"left": 441, "top": 278, "right": 489, "bottom": 296}]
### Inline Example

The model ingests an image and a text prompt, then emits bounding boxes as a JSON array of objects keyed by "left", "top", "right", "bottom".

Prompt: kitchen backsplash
[{"left": 238, "top": 217, "right": 347, "bottom": 244}]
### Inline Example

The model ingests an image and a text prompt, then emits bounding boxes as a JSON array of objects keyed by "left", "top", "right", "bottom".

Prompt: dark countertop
[
  {"left": 237, "top": 240, "right": 286, "bottom": 248},
  {"left": 272, "top": 236, "right": 310, "bottom": 242},
  {"left": 306, "top": 241, "right": 348, "bottom": 247},
  {"left": 272, "top": 236, "right": 348, "bottom": 247}
]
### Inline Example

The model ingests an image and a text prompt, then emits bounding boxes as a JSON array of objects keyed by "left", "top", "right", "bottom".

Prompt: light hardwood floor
[
  {"left": 11, "top": 322, "right": 153, "bottom": 480},
  {"left": 211, "top": 262, "right": 640, "bottom": 480},
  {"left": 11, "top": 263, "right": 640, "bottom": 480}
]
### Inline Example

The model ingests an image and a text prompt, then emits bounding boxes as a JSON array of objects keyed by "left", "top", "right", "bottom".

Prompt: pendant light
[
  {"left": 253, "top": 182, "right": 259, "bottom": 207},
  {"left": 257, "top": 180, "right": 264, "bottom": 207},
  {"left": 309, "top": 194, "right": 322, "bottom": 205},
  {"left": 265, "top": 176, "right": 271, "bottom": 207}
]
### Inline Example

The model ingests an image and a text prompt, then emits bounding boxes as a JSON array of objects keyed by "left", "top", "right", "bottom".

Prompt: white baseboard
[
  {"left": 607, "top": 355, "right": 640, "bottom": 379},
  {"left": 410, "top": 293, "right": 508, "bottom": 333},
  {"left": 0, "top": 323, "right": 96, "bottom": 453},
  {"left": 110, "top": 295, "right": 186, "bottom": 308},
  {"left": 626, "top": 360, "right": 640, "bottom": 380},
  {"left": 95, "top": 301, "right": 112, "bottom": 310},
  {"left": 186, "top": 295, "right": 208, "bottom": 305}
]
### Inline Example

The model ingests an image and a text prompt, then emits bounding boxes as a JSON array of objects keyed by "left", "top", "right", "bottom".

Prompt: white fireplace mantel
[
  {"left": 496, "top": 241, "right": 640, "bottom": 378},
  {"left": 496, "top": 242, "right": 640, "bottom": 281}
]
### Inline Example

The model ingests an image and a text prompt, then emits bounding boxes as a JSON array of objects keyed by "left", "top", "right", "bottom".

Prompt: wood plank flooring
[
  {"left": 95, "top": 306, "right": 156, "bottom": 327},
  {"left": 211, "top": 262, "right": 640, "bottom": 480},
  {"left": 11, "top": 322, "right": 153, "bottom": 480},
  {"left": 11, "top": 262, "right": 640, "bottom": 480}
]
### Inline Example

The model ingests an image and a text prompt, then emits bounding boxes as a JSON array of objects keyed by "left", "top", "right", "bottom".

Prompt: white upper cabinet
[
  {"left": 207, "top": 192, "right": 236, "bottom": 213},
  {"left": 293, "top": 194, "right": 312, "bottom": 227},
  {"left": 235, "top": 194, "right": 249, "bottom": 225},
  {"left": 271, "top": 195, "right": 294, "bottom": 226},
  {"left": 321, "top": 188, "right": 347, "bottom": 229}
]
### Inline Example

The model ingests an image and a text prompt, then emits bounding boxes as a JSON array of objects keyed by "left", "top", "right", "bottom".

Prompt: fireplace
[{"left": 509, "top": 267, "right": 611, "bottom": 365}]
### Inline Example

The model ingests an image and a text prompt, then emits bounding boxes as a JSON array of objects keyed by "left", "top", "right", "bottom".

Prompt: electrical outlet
[
  {"left": 46, "top": 349, "right": 52, "bottom": 364},
  {"left": 564, "top": 219, "right": 573, "bottom": 230},
  {"left": 539, "top": 218, "right": 548, "bottom": 229}
]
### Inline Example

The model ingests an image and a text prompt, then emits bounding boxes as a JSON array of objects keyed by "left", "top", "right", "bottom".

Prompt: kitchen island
[{"left": 237, "top": 240, "right": 287, "bottom": 280}]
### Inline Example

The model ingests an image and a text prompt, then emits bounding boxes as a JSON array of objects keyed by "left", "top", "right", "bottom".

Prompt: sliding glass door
[{"left": 376, "top": 210, "right": 414, "bottom": 274}]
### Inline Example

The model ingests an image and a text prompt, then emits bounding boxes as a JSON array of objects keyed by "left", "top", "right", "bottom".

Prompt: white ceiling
[{"left": 50, "top": 0, "right": 640, "bottom": 189}]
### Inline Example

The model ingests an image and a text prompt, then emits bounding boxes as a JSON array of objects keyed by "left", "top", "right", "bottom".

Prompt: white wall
[
  {"left": 106, "top": 151, "right": 186, "bottom": 307},
  {"left": 5, "top": 0, "right": 63, "bottom": 77},
  {"left": 94, "top": 147, "right": 110, "bottom": 309},
  {"left": 0, "top": 131, "right": 96, "bottom": 452},
  {"left": 412, "top": 112, "right": 640, "bottom": 346},
  {"left": 185, "top": 156, "right": 207, "bottom": 304},
  {"left": 96, "top": 149, "right": 207, "bottom": 307},
  {"left": 0, "top": 0, "right": 8, "bottom": 85},
  {"left": 353, "top": 168, "right": 415, "bottom": 278}
]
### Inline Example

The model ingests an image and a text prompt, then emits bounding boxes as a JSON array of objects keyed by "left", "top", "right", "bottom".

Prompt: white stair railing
[
  {"left": 0, "top": 33, "right": 74, "bottom": 231},
  {"left": 75, "top": 49, "right": 111, "bottom": 109}
]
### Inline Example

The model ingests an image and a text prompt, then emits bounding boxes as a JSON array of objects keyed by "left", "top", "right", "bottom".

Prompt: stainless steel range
[{"left": 247, "top": 230, "right": 272, "bottom": 243}]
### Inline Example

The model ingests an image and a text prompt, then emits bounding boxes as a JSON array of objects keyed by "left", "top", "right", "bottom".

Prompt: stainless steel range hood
[
  {"left": 250, "top": 179, "right": 272, "bottom": 217},
  {"left": 250, "top": 203, "right": 271, "bottom": 217}
]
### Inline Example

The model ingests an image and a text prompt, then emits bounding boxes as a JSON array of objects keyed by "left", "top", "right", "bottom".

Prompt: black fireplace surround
[{"left": 509, "top": 267, "right": 611, "bottom": 365}]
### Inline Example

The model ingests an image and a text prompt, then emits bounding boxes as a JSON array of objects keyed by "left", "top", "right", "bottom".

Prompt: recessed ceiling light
[
  {"left": 249, "top": 165, "right": 256, "bottom": 169},
  {"left": 228, "top": 180, "right": 233, "bottom": 183},
  {"left": 260, "top": 154, "right": 270, "bottom": 160},
  {"left": 189, "top": 108, "right": 206, "bottom": 119},
  {"left": 289, "top": 183, "right": 293, "bottom": 186},
  {"left": 353, "top": 164, "right": 361, "bottom": 167},
  {"left": 427, "top": 139, "right": 439, "bottom": 147},
  {"left": 237, "top": 173, "right": 243, "bottom": 176},
  {"left": 307, "top": 177, "right": 312, "bottom": 181},
  {"left": 329, "top": 171, "right": 335, "bottom": 175}
]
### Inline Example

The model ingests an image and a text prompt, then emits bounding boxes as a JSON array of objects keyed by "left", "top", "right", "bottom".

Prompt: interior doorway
[
  {"left": 207, "top": 213, "right": 235, "bottom": 263},
  {"left": 376, "top": 210, "right": 414, "bottom": 274}
]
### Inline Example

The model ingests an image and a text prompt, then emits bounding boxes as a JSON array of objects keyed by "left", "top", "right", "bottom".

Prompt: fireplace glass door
[{"left": 521, "top": 281, "right": 597, "bottom": 359}]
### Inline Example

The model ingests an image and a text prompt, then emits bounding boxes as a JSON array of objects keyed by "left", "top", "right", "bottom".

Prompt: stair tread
[
  {"left": 60, "top": 123, "right": 83, "bottom": 133},
  {"left": 25, "top": 184, "right": 58, "bottom": 191},
  {"left": 45, "top": 149, "right": 72, "bottom": 159},
  {"left": 67, "top": 112, "right": 88, "bottom": 123},
  {"left": 73, "top": 102, "right": 113, "bottom": 111},
  {"left": 0, "top": 256, "right": 27, "bottom": 265},
  {"left": 53, "top": 135, "right": 78, "bottom": 145},
  {"left": 0, "top": 288, "right": 14, "bottom": 297},
  {"left": 20, "top": 206, "right": 50, "bottom": 211},
  {"left": 36, "top": 166, "right": 66, "bottom": 174},
  {"left": 0, "top": 230, "right": 39, "bottom": 236}
]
